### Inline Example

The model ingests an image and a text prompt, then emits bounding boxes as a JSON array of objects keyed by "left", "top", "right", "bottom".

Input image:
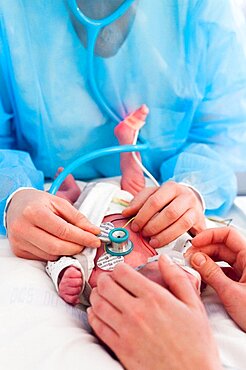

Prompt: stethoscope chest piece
[{"left": 106, "top": 227, "right": 133, "bottom": 256}]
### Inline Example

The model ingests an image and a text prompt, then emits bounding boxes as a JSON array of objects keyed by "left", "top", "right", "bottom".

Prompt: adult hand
[
  {"left": 6, "top": 189, "right": 101, "bottom": 261},
  {"left": 188, "top": 227, "right": 246, "bottom": 331},
  {"left": 122, "top": 181, "right": 206, "bottom": 247},
  {"left": 88, "top": 256, "right": 221, "bottom": 370}
]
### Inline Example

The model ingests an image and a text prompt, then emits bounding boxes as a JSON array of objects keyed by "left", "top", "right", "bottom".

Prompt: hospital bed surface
[{"left": 0, "top": 197, "right": 246, "bottom": 369}]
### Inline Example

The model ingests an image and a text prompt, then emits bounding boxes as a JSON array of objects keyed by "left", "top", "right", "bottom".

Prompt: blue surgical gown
[{"left": 0, "top": 0, "right": 246, "bottom": 234}]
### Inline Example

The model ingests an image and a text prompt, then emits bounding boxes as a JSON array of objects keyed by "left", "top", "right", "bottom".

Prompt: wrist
[
  {"left": 183, "top": 352, "right": 222, "bottom": 370},
  {"left": 179, "top": 182, "right": 206, "bottom": 212},
  {"left": 4, "top": 187, "right": 34, "bottom": 232}
]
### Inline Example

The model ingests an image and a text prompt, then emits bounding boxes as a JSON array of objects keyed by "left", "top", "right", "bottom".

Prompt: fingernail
[
  {"left": 149, "top": 238, "right": 159, "bottom": 248},
  {"left": 87, "top": 307, "right": 92, "bottom": 315},
  {"left": 131, "top": 222, "right": 139, "bottom": 232},
  {"left": 123, "top": 205, "right": 132, "bottom": 211},
  {"left": 192, "top": 253, "right": 206, "bottom": 267}
]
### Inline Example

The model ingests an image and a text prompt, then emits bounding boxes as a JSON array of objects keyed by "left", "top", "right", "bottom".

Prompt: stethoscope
[
  {"left": 50, "top": 0, "right": 144, "bottom": 195},
  {"left": 49, "top": 0, "right": 152, "bottom": 257},
  {"left": 67, "top": 0, "right": 135, "bottom": 123}
]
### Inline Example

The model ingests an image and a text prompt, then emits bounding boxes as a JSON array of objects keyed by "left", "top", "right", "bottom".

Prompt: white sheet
[
  {"left": 0, "top": 238, "right": 123, "bottom": 370},
  {"left": 1, "top": 196, "right": 246, "bottom": 369}
]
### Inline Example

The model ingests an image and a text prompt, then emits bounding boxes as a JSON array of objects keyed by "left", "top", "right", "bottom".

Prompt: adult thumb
[{"left": 190, "top": 252, "right": 232, "bottom": 297}]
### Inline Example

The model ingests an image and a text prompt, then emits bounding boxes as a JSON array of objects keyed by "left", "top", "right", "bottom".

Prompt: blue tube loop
[
  {"left": 49, "top": 143, "right": 148, "bottom": 195},
  {"left": 67, "top": 0, "right": 135, "bottom": 123}
]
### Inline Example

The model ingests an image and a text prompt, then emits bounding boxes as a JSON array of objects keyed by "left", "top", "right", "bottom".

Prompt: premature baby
[{"left": 46, "top": 106, "right": 200, "bottom": 308}]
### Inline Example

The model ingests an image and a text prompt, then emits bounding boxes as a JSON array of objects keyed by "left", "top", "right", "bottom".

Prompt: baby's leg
[
  {"left": 55, "top": 167, "right": 81, "bottom": 203},
  {"left": 58, "top": 266, "right": 83, "bottom": 305},
  {"left": 114, "top": 105, "right": 148, "bottom": 195}
]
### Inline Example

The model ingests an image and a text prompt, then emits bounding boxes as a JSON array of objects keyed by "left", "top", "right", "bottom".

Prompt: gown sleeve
[
  {"left": 0, "top": 36, "right": 44, "bottom": 235},
  {"left": 160, "top": 0, "right": 246, "bottom": 216}
]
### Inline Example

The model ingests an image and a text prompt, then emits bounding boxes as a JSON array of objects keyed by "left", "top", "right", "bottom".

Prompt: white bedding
[
  {"left": 0, "top": 238, "right": 123, "bottom": 370},
  {"left": 1, "top": 196, "right": 246, "bottom": 369},
  {"left": 1, "top": 237, "right": 246, "bottom": 370}
]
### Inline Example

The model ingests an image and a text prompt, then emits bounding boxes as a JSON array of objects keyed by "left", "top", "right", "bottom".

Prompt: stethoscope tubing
[
  {"left": 67, "top": 0, "right": 135, "bottom": 123},
  {"left": 49, "top": 143, "right": 148, "bottom": 195},
  {"left": 50, "top": 2, "right": 152, "bottom": 197},
  {"left": 67, "top": 0, "right": 135, "bottom": 28}
]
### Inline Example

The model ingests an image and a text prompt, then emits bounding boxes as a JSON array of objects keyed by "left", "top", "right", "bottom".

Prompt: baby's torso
[{"left": 89, "top": 214, "right": 157, "bottom": 287}]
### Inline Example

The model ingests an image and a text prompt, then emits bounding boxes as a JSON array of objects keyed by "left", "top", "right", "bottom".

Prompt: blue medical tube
[
  {"left": 49, "top": 143, "right": 148, "bottom": 195},
  {"left": 87, "top": 26, "right": 122, "bottom": 123},
  {"left": 68, "top": 0, "right": 135, "bottom": 28}
]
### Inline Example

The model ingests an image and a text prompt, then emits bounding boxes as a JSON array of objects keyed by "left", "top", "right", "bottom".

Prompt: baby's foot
[
  {"left": 55, "top": 167, "right": 81, "bottom": 203},
  {"left": 114, "top": 105, "right": 149, "bottom": 195},
  {"left": 58, "top": 266, "right": 83, "bottom": 305}
]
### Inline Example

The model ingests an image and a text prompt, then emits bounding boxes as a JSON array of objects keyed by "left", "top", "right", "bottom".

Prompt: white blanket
[
  {"left": 0, "top": 237, "right": 122, "bottom": 370},
  {"left": 1, "top": 236, "right": 246, "bottom": 370},
  {"left": 1, "top": 193, "right": 246, "bottom": 369}
]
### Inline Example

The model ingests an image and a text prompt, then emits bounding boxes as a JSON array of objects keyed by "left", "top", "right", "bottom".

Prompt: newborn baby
[{"left": 46, "top": 106, "right": 200, "bottom": 308}]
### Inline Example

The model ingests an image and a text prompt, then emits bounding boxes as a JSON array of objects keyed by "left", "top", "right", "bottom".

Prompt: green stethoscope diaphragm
[{"left": 106, "top": 227, "right": 133, "bottom": 256}]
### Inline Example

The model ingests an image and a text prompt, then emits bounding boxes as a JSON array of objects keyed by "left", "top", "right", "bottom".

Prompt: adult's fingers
[
  {"left": 26, "top": 226, "right": 86, "bottom": 256},
  {"left": 187, "top": 243, "right": 236, "bottom": 266},
  {"left": 87, "top": 307, "right": 119, "bottom": 352},
  {"left": 158, "top": 255, "right": 200, "bottom": 306},
  {"left": 34, "top": 210, "right": 101, "bottom": 248},
  {"left": 129, "top": 183, "right": 178, "bottom": 232},
  {"left": 11, "top": 240, "right": 58, "bottom": 261},
  {"left": 190, "top": 252, "right": 234, "bottom": 299},
  {"left": 189, "top": 215, "right": 207, "bottom": 236},
  {"left": 148, "top": 208, "right": 196, "bottom": 248},
  {"left": 9, "top": 220, "right": 89, "bottom": 259},
  {"left": 141, "top": 194, "right": 192, "bottom": 236},
  {"left": 122, "top": 187, "right": 157, "bottom": 217},
  {"left": 189, "top": 227, "right": 246, "bottom": 267},
  {"left": 46, "top": 196, "right": 101, "bottom": 234},
  {"left": 192, "top": 227, "right": 246, "bottom": 253},
  {"left": 110, "top": 263, "right": 171, "bottom": 303},
  {"left": 96, "top": 273, "right": 136, "bottom": 312},
  {"left": 96, "top": 263, "right": 172, "bottom": 315},
  {"left": 27, "top": 200, "right": 101, "bottom": 248},
  {"left": 143, "top": 192, "right": 205, "bottom": 239},
  {"left": 90, "top": 288, "right": 122, "bottom": 333}
]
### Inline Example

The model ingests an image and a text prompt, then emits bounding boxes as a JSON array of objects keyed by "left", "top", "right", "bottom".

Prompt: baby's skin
[
  {"left": 58, "top": 212, "right": 199, "bottom": 305},
  {"left": 55, "top": 105, "right": 199, "bottom": 305},
  {"left": 57, "top": 105, "right": 153, "bottom": 304},
  {"left": 114, "top": 104, "right": 148, "bottom": 195},
  {"left": 55, "top": 105, "right": 147, "bottom": 202},
  {"left": 59, "top": 213, "right": 160, "bottom": 305}
]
